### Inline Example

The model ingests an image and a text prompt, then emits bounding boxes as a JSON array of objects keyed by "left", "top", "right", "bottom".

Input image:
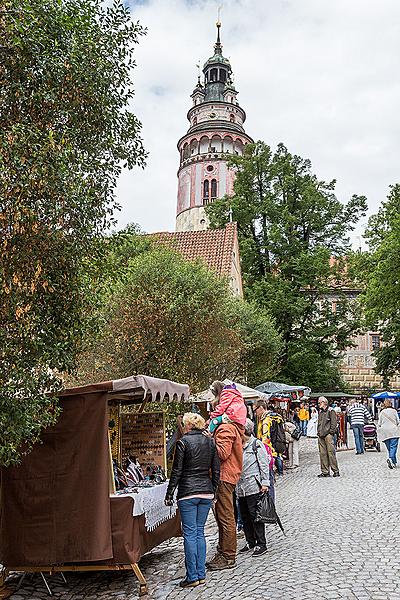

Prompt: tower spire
[{"left": 215, "top": 7, "right": 222, "bottom": 54}]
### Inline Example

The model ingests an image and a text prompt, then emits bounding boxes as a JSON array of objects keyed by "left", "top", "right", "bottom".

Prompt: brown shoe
[{"left": 207, "top": 555, "right": 236, "bottom": 571}]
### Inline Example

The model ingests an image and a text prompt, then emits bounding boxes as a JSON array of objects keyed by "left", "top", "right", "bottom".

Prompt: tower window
[
  {"left": 203, "top": 180, "right": 209, "bottom": 201},
  {"left": 210, "top": 68, "right": 218, "bottom": 82},
  {"left": 211, "top": 179, "right": 217, "bottom": 199},
  {"left": 371, "top": 334, "right": 381, "bottom": 350},
  {"left": 230, "top": 114, "right": 235, "bottom": 123},
  {"left": 193, "top": 116, "right": 197, "bottom": 125},
  {"left": 220, "top": 69, "right": 227, "bottom": 82}
]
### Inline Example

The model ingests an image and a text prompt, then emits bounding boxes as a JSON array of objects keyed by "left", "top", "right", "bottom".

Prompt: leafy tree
[
  {"left": 207, "top": 141, "right": 367, "bottom": 389},
  {"left": 358, "top": 185, "right": 400, "bottom": 385},
  {"left": 0, "top": 0, "right": 146, "bottom": 465},
  {"left": 72, "top": 240, "right": 282, "bottom": 393}
]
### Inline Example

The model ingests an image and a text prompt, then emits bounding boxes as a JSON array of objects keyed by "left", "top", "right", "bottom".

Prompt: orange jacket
[{"left": 214, "top": 423, "right": 243, "bottom": 485}]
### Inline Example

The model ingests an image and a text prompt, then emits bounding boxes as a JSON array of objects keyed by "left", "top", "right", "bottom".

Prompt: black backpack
[{"left": 270, "top": 418, "right": 286, "bottom": 455}]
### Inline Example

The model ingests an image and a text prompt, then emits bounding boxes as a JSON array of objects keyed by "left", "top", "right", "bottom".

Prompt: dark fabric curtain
[{"left": 0, "top": 392, "right": 113, "bottom": 566}]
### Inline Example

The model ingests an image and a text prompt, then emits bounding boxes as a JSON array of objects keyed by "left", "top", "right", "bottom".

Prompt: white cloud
[{"left": 115, "top": 0, "right": 400, "bottom": 242}]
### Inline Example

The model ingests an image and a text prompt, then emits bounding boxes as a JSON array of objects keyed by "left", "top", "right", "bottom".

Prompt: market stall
[
  {"left": 255, "top": 381, "right": 312, "bottom": 419},
  {"left": 0, "top": 375, "right": 189, "bottom": 597}
]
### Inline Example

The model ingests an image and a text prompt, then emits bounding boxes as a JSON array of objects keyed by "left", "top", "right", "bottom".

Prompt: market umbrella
[{"left": 371, "top": 391, "right": 400, "bottom": 399}]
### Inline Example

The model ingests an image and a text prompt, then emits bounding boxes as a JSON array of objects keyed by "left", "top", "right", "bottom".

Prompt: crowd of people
[{"left": 164, "top": 383, "right": 400, "bottom": 588}]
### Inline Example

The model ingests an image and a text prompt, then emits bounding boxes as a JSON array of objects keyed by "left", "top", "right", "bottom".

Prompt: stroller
[{"left": 363, "top": 422, "right": 380, "bottom": 452}]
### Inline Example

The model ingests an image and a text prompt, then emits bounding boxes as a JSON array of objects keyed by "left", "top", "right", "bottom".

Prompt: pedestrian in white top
[{"left": 378, "top": 399, "right": 400, "bottom": 469}]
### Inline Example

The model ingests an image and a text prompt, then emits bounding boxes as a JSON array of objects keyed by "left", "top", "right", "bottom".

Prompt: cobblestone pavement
[{"left": 4, "top": 437, "right": 400, "bottom": 600}]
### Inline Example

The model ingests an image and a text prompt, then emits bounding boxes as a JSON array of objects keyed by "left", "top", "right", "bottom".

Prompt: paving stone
[{"left": 3, "top": 439, "right": 400, "bottom": 599}]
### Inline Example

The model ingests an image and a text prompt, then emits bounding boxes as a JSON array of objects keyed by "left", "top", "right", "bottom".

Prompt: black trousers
[{"left": 238, "top": 493, "right": 266, "bottom": 549}]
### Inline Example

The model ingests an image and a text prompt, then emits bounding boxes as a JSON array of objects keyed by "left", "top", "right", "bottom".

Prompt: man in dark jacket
[{"left": 317, "top": 397, "right": 340, "bottom": 478}]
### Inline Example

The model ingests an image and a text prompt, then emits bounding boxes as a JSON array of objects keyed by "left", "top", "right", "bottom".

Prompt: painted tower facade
[{"left": 176, "top": 24, "right": 253, "bottom": 232}]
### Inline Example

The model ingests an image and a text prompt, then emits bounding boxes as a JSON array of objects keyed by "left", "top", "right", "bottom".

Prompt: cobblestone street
[{"left": 5, "top": 438, "right": 400, "bottom": 600}]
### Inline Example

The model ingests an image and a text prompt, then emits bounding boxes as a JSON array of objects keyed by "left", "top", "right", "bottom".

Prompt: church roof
[{"left": 149, "top": 222, "right": 238, "bottom": 279}]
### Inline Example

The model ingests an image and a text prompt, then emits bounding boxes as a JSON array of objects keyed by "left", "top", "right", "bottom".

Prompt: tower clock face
[{"left": 209, "top": 112, "right": 216, "bottom": 119}]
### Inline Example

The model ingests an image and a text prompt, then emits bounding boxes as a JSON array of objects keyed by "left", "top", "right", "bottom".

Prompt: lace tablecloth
[{"left": 112, "top": 481, "right": 177, "bottom": 531}]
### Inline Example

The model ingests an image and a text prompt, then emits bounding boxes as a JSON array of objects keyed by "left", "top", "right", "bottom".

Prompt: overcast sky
[{"left": 115, "top": 0, "right": 400, "bottom": 245}]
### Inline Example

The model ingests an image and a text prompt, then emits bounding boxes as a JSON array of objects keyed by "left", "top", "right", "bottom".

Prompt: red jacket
[{"left": 210, "top": 385, "right": 247, "bottom": 426}]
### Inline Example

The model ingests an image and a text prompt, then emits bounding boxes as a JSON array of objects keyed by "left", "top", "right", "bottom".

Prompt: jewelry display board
[
  {"left": 121, "top": 411, "right": 166, "bottom": 471},
  {"left": 108, "top": 404, "right": 121, "bottom": 462}
]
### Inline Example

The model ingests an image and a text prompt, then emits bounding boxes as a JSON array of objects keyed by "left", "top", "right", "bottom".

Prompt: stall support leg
[
  {"left": 40, "top": 572, "right": 53, "bottom": 596},
  {"left": 131, "top": 564, "right": 148, "bottom": 596},
  {"left": 15, "top": 573, "right": 27, "bottom": 592},
  {"left": 60, "top": 573, "right": 67, "bottom": 585},
  {"left": 0, "top": 568, "right": 12, "bottom": 600}
]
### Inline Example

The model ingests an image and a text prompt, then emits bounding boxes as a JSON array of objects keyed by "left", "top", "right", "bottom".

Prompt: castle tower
[{"left": 176, "top": 22, "right": 253, "bottom": 232}]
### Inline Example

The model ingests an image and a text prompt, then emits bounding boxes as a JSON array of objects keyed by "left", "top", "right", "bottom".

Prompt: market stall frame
[{"left": 0, "top": 375, "right": 189, "bottom": 598}]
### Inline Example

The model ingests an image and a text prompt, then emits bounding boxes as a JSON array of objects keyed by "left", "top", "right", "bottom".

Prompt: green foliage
[
  {"left": 207, "top": 141, "right": 367, "bottom": 390},
  {"left": 72, "top": 235, "right": 282, "bottom": 393},
  {"left": 0, "top": 0, "right": 146, "bottom": 465},
  {"left": 358, "top": 185, "right": 400, "bottom": 384}
]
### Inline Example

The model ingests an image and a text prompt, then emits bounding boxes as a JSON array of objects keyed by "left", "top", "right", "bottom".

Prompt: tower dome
[{"left": 176, "top": 23, "right": 253, "bottom": 232}]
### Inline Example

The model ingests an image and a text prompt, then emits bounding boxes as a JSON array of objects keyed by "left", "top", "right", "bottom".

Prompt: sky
[{"left": 115, "top": 0, "right": 400, "bottom": 245}]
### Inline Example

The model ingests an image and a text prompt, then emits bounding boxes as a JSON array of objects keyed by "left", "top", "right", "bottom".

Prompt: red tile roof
[{"left": 148, "top": 222, "right": 238, "bottom": 278}]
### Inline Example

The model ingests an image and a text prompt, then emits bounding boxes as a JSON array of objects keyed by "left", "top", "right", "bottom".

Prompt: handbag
[
  {"left": 254, "top": 492, "right": 285, "bottom": 534},
  {"left": 291, "top": 427, "right": 302, "bottom": 441}
]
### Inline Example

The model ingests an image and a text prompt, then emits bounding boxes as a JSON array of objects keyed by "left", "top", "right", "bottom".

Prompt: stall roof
[
  {"left": 309, "top": 391, "right": 359, "bottom": 399},
  {"left": 193, "top": 379, "right": 269, "bottom": 404},
  {"left": 256, "top": 381, "right": 311, "bottom": 397},
  {"left": 60, "top": 374, "right": 190, "bottom": 402}
]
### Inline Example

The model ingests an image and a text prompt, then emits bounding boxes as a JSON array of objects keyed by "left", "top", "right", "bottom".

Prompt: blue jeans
[
  {"left": 275, "top": 455, "right": 283, "bottom": 475},
  {"left": 352, "top": 424, "right": 365, "bottom": 454},
  {"left": 300, "top": 420, "right": 308, "bottom": 436},
  {"left": 384, "top": 438, "right": 399, "bottom": 465},
  {"left": 178, "top": 497, "right": 212, "bottom": 583},
  {"left": 269, "top": 468, "right": 275, "bottom": 502}
]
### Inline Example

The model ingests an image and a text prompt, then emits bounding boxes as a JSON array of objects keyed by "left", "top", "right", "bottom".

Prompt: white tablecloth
[{"left": 112, "top": 481, "right": 177, "bottom": 531}]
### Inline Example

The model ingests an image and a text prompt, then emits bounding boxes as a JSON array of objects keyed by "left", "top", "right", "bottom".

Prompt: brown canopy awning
[{"left": 60, "top": 374, "right": 190, "bottom": 404}]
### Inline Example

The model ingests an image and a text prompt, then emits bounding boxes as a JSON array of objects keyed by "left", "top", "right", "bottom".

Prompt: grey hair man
[
  {"left": 317, "top": 396, "right": 340, "bottom": 478},
  {"left": 236, "top": 418, "right": 271, "bottom": 557}
]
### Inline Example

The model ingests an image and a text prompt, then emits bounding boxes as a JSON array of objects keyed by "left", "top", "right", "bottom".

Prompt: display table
[{"left": 111, "top": 481, "right": 177, "bottom": 531}]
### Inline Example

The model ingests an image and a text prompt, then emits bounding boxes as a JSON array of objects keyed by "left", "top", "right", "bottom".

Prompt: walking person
[
  {"left": 237, "top": 419, "right": 270, "bottom": 557},
  {"left": 206, "top": 382, "right": 244, "bottom": 571},
  {"left": 284, "top": 421, "right": 300, "bottom": 468},
  {"left": 317, "top": 397, "right": 340, "bottom": 478},
  {"left": 298, "top": 403, "right": 310, "bottom": 436},
  {"left": 377, "top": 399, "right": 400, "bottom": 469},
  {"left": 165, "top": 413, "right": 220, "bottom": 588},
  {"left": 347, "top": 398, "right": 372, "bottom": 455}
]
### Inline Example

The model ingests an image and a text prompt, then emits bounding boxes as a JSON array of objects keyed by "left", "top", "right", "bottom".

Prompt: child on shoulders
[{"left": 208, "top": 380, "right": 247, "bottom": 433}]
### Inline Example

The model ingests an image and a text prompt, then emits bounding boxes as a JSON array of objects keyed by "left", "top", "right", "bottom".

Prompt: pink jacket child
[{"left": 209, "top": 383, "right": 247, "bottom": 433}]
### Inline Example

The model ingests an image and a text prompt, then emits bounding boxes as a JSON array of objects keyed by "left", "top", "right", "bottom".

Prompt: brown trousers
[
  {"left": 318, "top": 434, "right": 339, "bottom": 475},
  {"left": 214, "top": 480, "right": 237, "bottom": 560}
]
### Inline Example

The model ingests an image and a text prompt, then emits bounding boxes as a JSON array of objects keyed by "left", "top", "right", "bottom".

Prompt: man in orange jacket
[{"left": 207, "top": 382, "right": 244, "bottom": 571}]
